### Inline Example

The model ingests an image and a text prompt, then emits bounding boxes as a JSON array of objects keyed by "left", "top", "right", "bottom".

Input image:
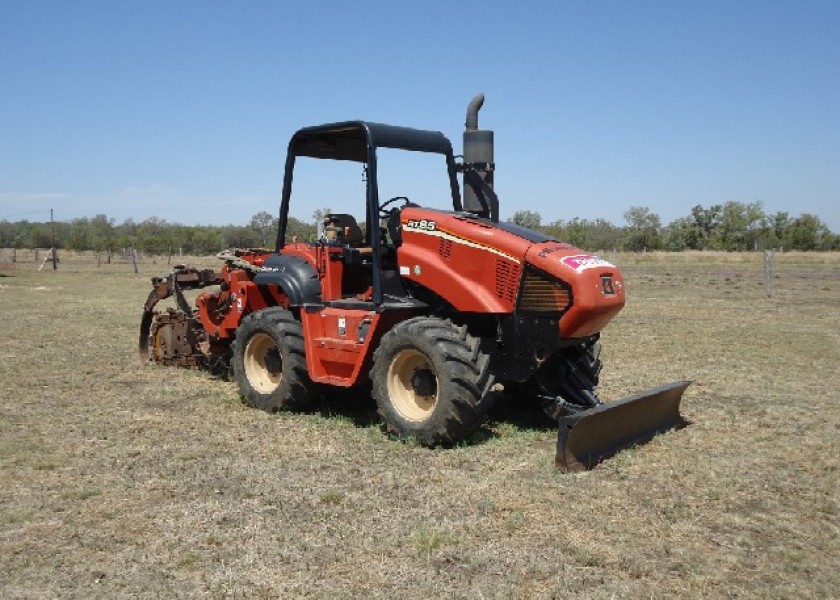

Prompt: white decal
[
  {"left": 404, "top": 219, "right": 437, "bottom": 232},
  {"left": 399, "top": 266, "right": 410, "bottom": 276},
  {"left": 561, "top": 254, "right": 615, "bottom": 273}
]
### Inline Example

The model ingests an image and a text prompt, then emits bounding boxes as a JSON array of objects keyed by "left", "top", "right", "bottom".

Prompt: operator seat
[{"left": 323, "top": 214, "right": 364, "bottom": 247}]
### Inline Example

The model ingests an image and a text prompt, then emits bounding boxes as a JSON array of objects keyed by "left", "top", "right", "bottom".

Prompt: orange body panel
[
  {"left": 196, "top": 264, "right": 289, "bottom": 338},
  {"left": 301, "top": 308, "right": 373, "bottom": 385},
  {"left": 398, "top": 207, "right": 626, "bottom": 338},
  {"left": 525, "top": 242, "right": 625, "bottom": 337},
  {"left": 301, "top": 309, "right": 406, "bottom": 386},
  {"left": 397, "top": 208, "right": 528, "bottom": 312},
  {"left": 315, "top": 245, "right": 345, "bottom": 301}
]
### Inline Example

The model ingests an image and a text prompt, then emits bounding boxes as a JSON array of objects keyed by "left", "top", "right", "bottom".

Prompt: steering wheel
[{"left": 379, "top": 196, "right": 411, "bottom": 218}]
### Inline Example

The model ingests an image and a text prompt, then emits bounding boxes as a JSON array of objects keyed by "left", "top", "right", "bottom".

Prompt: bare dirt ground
[{"left": 1, "top": 250, "right": 837, "bottom": 598}]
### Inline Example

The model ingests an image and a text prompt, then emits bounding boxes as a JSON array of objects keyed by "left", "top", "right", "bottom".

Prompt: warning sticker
[{"left": 560, "top": 254, "right": 615, "bottom": 273}]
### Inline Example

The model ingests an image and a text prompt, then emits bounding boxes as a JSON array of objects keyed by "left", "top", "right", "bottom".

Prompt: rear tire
[
  {"left": 232, "top": 308, "right": 316, "bottom": 412},
  {"left": 371, "top": 317, "right": 495, "bottom": 446}
]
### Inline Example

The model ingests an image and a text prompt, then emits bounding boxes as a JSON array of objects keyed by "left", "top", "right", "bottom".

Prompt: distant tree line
[
  {"left": 0, "top": 211, "right": 319, "bottom": 255},
  {"left": 511, "top": 201, "right": 838, "bottom": 251},
  {"left": 0, "top": 201, "right": 836, "bottom": 254}
]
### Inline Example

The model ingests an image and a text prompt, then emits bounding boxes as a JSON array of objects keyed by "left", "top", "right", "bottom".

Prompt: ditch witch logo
[{"left": 560, "top": 254, "right": 615, "bottom": 273}]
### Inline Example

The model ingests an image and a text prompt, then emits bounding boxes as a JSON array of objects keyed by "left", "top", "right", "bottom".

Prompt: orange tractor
[{"left": 140, "top": 95, "right": 688, "bottom": 470}]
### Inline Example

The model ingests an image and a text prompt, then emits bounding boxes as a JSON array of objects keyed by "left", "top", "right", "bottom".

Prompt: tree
[
  {"left": 564, "top": 218, "right": 589, "bottom": 248},
  {"left": 312, "top": 207, "right": 332, "bottom": 221},
  {"left": 67, "top": 217, "right": 92, "bottom": 251},
  {"left": 662, "top": 217, "right": 693, "bottom": 251},
  {"left": 543, "top": 217, "right": 625, "bottom": 251},
  {"left": 310, "top": 207, "right": 333, "bottom": 240},
  {"left": 191, "top": 227, "right": 224, "bottom": 254},
  {"left": 715, "top": 201, "right": 766, "bottom": 251},
  {"left": 249, "top": 211, "right": 276, "bottom": 247},
  {"left": 0, "top": 220, "right": 20, "bottom": 248},
  {"left": 89, "top": 214, "right": 116, "bottom": 253},
  {"left": 771, "top": 211, "right": 791, "bottom": 240},
  {"left": 787, "top": 214, "right": 830, "bottom": 250},
  {"left": 222, "top": 225, "right": 260, "bottom": 248},
  {"left": 686, "top": 204, "right": 722, "bottom": 249},
  {"left": 114, "top": 218, "right": 138, "bottom": 250},
  {"left": 623, "top": 206, "right": 662, "bottom": 251},
  {"left": 510, "top": 210, "right": 541, "bottom": 229},
  {"left": 285, "top": 216, "right": 316, "bottom": 243},
  {"left": 23, "top": 220, "right": 53, "bottom": 248},
  {"left": 137, "top": 217, "right": 172, "bottom": 255}
]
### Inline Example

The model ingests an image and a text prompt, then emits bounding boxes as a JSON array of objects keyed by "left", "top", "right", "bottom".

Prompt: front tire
[
  {"left": 232, "top": 308, "right": 316, "bottom": 412},
  {"left": 371, "top": 317, "right": 495, "bottom": 446}
]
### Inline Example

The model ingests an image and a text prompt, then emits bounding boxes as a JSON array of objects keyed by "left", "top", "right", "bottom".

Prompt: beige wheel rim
[
  {"left": 244, "top": 332, "right": 282, "bottom": 394},
  {"left": 387, "top": 349, "right": 438, "bottom": 422}
]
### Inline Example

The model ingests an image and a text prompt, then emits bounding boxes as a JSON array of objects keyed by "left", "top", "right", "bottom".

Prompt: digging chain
[{"left": 216, "top": 248, "right": 269, "bottom": 274}]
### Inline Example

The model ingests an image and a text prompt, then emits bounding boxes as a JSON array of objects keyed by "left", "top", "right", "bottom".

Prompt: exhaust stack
[{"left": 462, "top": 93, "right": 498, "bottom": 221}]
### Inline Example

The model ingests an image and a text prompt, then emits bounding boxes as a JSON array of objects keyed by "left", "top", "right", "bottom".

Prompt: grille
[
  {"left": 438, "top": 238, "right": 452, "bottom": 260},
  {"left": 519, "top": 269, "right": 571, "bottom": 312},
  {"left": 495, "top": 259, "right": 518, "bottom": 302}
]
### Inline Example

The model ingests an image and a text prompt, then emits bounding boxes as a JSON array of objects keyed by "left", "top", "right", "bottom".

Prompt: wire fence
[{"left": 0, "top": 247, "right": 222, "bottom": 274}]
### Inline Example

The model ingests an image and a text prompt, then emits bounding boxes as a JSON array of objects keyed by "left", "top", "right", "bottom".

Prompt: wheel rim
[
  {"left": 387, "top": 348, "right": 438, "bottom": 422},
  {"left": 244, "top": 332, "right": 282, "bottom": 394}
]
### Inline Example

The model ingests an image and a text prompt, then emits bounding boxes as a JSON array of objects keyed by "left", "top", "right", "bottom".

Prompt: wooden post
[
  {"left": 51, "top": 208, "right": 57, "bottom": 270},
  {"left": 764, "top": 249, "right": 774, "bottom": 298},
  {"left": 131, "top": 247, "right": 139, "bottom": 274},
  {"left": 97, "top": 252, "right": 101, "bottom": 268},
  {"left": 11, "top": 248, "right": 15, "bottom": 263}
]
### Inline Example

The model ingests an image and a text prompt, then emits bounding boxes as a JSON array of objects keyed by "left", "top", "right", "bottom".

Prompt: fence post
[
  {"left": 764, "top": 249, "right": 774, "bottom": 298},
  {"left": 131, "top": 247, "right": 139, "bottom": 274}
]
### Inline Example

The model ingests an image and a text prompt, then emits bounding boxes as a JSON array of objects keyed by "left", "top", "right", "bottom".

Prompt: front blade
[{"left": 556, "top": 381, "right": 691, "bottom": 472}]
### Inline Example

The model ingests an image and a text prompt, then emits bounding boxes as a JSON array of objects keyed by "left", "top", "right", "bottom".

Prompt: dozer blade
[{"left": 556, "top": 380, "right": 691, "bottom": 472}]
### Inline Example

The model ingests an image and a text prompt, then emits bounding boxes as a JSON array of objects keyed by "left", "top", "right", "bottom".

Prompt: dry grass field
[{"left": 1, "top": 249, "right": 838, "bottom": 598}]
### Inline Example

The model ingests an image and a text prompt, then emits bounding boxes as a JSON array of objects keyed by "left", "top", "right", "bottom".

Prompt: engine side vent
[
  {"left": 495, "top": 259, "right": 518, "bottom": 303},
  {"left": 438, "top": 238, "right": 452, "bottom": 260},
  {"left": 519, "top": 268, "right": 571, "bottom": 312}
]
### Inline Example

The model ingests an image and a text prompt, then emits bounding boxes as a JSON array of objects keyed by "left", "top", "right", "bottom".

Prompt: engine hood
[
  {"left": 396, "top": 207, "right": 625, "bottom": 335},
  {"left": 524, "top": 241, "right": 626, "bottom": 337}
]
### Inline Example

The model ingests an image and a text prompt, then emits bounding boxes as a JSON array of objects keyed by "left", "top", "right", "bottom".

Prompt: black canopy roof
[{"left": 290, "top": 121, "right": 454, "bottom": 162}]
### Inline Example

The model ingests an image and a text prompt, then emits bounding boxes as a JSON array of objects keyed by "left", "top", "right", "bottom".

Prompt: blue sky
[{"left": 1, "top": 0, "right": 838, "bottom": 230}]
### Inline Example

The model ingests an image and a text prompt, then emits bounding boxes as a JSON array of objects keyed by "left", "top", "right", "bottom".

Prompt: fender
[{"left": 253, "top": 253, "right": 321, "bottom": 306}]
